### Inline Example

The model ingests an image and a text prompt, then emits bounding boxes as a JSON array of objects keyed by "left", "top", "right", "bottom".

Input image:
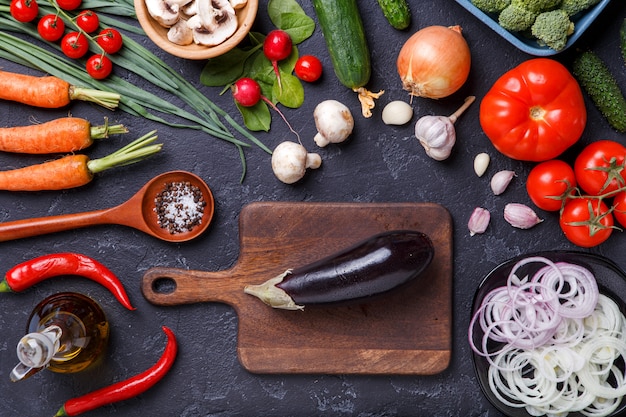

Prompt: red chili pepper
[
  {"left": 55, "top": 326, "right": 178, "bottom": 417},
  {"left": 0, "top": 252, "right": 135, "bottom": 310}
]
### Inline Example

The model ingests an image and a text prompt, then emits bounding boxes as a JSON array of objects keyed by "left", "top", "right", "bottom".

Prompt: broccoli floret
[
  {"left": 513, "top": 0, "right": 562, "bottom": 13},
  {"left": 498, "top": 3, "right": 538, "bottom": 32},
  {"left": 471, "top": 0, "right": 511, "bottom": 14},
  {"left": 560, "top": 0, "right": 601, "bottom": 16},
  {"left": 531, "top": 9, "right": 575, "bottom": 50}
]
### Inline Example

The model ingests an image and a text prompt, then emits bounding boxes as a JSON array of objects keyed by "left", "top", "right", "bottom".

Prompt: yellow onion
[{"left": 397, "top": 25, "right": 471, "bottom": 99}]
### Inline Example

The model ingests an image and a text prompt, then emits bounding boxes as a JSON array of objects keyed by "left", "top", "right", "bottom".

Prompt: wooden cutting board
[{"left": 141, "top": 201, "right": 453, "bottom": 375}]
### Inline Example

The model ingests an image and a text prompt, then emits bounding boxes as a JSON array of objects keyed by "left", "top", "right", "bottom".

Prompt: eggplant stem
[{"left": 243, "top": 270, "right": 304, "bottom": 311}]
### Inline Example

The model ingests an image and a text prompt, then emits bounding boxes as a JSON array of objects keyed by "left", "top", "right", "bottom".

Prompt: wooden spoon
[{"left": 0, "top": 171, "right": 214, "bottom": 243}]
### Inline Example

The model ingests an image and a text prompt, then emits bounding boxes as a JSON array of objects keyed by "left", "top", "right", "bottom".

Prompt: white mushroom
[
  {"left": 168, "top": 19, "right": 194, "bottom": 45},
  {"left": 145, "top": 0, "right": 192, "bottom": 27},
  {"left": 181, "top": 0, "right": 197, "bottom": 17},
  {"left": 313, "top": 100, "right": 354, "bottom": 147},
  {"left": 229, "top": 0, "right": 247, "bottom": 9},
  {"left": 187, "top": 0, "right": 238, "bottom": 46},
  {"left": 271, "top": 141, "right": 322, "bottom": 184}
]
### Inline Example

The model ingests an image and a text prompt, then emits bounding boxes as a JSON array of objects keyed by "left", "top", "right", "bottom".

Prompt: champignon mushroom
[
  {"left": 313, "top": 100, "right": 354, "bottom": 147},
  {"left": 187, "top": 0, "right": 238, "bottom": 46},
  {"left": 271, "top": 141, "right": 322, "bottom": 184},
  {"left": 168, "top": 18, "right": 194, "bottom": 45},
  {"left": 145, "top": 0, "right": 192, "bottom": 27}
]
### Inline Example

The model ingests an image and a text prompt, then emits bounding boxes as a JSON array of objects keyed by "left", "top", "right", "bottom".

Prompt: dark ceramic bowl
[{"left": 470, "top": 251, "right": 626, "bottom": 416}]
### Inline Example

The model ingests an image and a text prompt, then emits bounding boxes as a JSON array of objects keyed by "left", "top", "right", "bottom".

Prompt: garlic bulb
[{"left": 414, "top": 96, "right": 475, "bottom": 161}]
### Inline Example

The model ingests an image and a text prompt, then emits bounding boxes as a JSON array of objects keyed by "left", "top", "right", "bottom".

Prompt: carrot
[
  {"left": 0, "top": 70, "right": 120, "bottom": 110},
  {"left": 0, "top": 130, "right": 161, "bottom": 191},
  {"left": 0, "top": 117, "right": 128, "bottom": 154}
]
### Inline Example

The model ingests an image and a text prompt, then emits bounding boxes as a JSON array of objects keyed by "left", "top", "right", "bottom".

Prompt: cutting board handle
[{"left": 141, "top": 266, "right": 242, "bottom": 306}]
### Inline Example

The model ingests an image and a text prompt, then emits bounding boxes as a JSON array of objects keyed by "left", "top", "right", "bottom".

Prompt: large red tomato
[{"left": 480, "top": 58, "right": 587, "bottom": 162}]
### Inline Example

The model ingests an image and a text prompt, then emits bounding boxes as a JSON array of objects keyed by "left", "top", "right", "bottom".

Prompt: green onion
[{"left": 0, "top": 3, "right": 269, "bottom": 182}]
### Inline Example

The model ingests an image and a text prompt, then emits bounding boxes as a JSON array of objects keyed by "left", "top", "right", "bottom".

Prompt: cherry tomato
[
  {"left": 526, "top": 160, "right": 577, "bottom": 212},
  {"left": 613, "top": 191, "right": 626, "bottom": 228},
  {"left": 560, "top": 197, "right": 614, "bottom": 247},
  {"left": 294, "top": 55, "right": 323, "bottom": 82},
  {"left": 96, "top": 28, "right": 123, "bottom": 54},
  {"left": 76, "top": 10, "right": 99, "bottom": 33},
  {"left": 480, "top": 58, "right": 587, "bottom": 162},
  {"left": 10, "top": 0, "right": 38, "bottom": 22},
  {"left": 37, "top": 14, "right": 65, "bottom": 42},
  {"left": 574, "top": 140, "right": 626, "bottom": 196},
  {"left": 55, "top": 0, "right": 81, "bottom": 10},
  {"left": 61, "top": 32, "right": 89, "bottom": 59},
  {"left": 86, "top": 54, "right": 113, "bottom": 79}
]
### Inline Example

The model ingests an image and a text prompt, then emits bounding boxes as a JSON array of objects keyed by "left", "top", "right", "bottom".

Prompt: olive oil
[{"left": 11, "top": 292, "right": 109, "bottom": 381}]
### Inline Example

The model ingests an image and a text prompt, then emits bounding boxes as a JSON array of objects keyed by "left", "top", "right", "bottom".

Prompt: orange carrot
[
  {"left": 0, "top": 117, "right": 127, "bottom": 154},
  {"left": 0, "top": 70, "right": 120, "bottom": 110},
  {"left": 0, "top": 131, "right": 161, "bottom": 191}
]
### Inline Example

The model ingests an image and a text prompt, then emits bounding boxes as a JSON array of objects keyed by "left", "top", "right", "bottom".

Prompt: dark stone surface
[{"left": 1, "top": 1, "right": 625, "bottom": 416}]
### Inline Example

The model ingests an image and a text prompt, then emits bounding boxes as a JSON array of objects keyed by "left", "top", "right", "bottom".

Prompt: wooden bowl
[{"left": 134, "top": 0, "right": 258, "bottom": 60}]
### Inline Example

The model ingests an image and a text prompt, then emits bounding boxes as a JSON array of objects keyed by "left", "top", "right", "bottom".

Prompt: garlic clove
[
  {"left": 382, "top": 100, "right": 413, "bottom": 125},
  {"left": 490, "top": 170, "right": 515, "bottom": 195},
  {"left": 474, "top": 153, "right": 490, "bottom": 177},
  {"left": 468, "top": 207, "right": 490, "bottom": 236},
  {"left": 504, "top": 203, "right": 543, "bottom": 229}
]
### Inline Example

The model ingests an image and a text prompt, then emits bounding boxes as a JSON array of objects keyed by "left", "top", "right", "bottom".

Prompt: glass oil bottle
[{"left": 10, "top": 292, "right": 110, "bottom": 382}]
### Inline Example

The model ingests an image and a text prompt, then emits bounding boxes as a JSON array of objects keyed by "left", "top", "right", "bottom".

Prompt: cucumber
[
  {"left": 377, "top": 0, "right": 411, "bottom": 30},
  {"left": 621, "top": 18, "right": 626, "bottom": 67},
  {"left": 311, "top": 0, "right": 371, "bottom": 90},
  {"left": 572, "top": 51, "right": 626, "bottom": 133}
]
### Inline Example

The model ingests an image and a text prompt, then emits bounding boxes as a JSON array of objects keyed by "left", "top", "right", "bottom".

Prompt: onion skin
[
  {"left": 244, "top": 230, "right": 434, "bottom": 310},
  {"left": 397, "top": 25, "right": 471, "bottom": 99}
]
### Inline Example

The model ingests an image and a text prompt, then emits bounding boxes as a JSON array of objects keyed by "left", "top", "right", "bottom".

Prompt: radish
[
  {"left": 232, "top": 77, "right": 300, "bottom": 142},
  {"left": 263, "top": 29, "right": 292, "bottom": 91}
]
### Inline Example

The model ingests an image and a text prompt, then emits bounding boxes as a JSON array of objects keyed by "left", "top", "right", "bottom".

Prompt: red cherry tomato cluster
[
  {"left": 10, "top": 0, "right": 123, "bottom": 80},
  {"left": 526, "top": 140, "right": 626, "bottom": 248}
]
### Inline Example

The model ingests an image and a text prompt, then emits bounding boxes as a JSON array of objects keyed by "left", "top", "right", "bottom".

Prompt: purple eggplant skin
[{"left": 276, "top": 230, "right": 434, "bottom": 306}]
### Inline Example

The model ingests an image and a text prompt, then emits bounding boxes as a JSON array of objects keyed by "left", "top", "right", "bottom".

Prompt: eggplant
[{"left": 243, "top": 230, "right": 434, "bottom": 310}]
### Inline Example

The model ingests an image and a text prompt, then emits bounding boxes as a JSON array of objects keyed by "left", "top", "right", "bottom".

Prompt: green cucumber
[
  {"left": 621, "top": 18, "right": 626, "bottom": 67},
  {"left": 572, "top": 51, "right": 626, "bottom": 133},
  {"left": 377, "top": 0, "right": 411, "bottom": 30},
  {"left": 311, "top": 0, "right": 371, "bottom": 90}
]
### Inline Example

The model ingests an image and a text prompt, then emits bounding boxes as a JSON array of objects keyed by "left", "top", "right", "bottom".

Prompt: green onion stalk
[{"left": 0, "top": 2, "right": 271, "bottom": 181}]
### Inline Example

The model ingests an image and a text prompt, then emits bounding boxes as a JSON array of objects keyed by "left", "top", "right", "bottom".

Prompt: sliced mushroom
[
  {"left": 168, "top": 18, "right": 194, "bottom": 45},
  {"left": 181, "top": 0, "right": 197, "bottom": 17},
  {"left": 145, "top": 0, "right": 192, "bottom": 27},
  {"left": 188, "top": 0, "right": 238, "bottom": 46}
]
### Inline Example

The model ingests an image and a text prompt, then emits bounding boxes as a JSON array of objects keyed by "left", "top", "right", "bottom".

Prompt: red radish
[
  {"left": 232, "top": 77, "right": 300, "bottom": 142},
  {"left": 263, "top": 30, "right": 292, "bottom": 91}
]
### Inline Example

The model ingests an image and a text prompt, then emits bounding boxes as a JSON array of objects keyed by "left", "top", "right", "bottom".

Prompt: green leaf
[
  {"left": 200, "top": 45, "right": 262, "bottom": 86},
  {"left": 274, "top": 73, "right": 304, "bottom": 109},
  {"left": 237, "top": 101, "right": 272, "bottom": 132},
  {"left": 279, "top": 13, "right": 315, "bottom": 44},
  {"left": 267, "top": 0, "right": 315, "bottom": 44}
]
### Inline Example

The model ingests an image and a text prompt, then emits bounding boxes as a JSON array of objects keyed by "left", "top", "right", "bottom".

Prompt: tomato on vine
[
  {"left": 294, "top": 55, "right": 323, "bottom": 82},
  {"left": 61, "top": 32, "right": 89, "bottom": 59},
  {"left": 574, "top": 140, "right": 626, "bottom": 196},
  {"left": 10, "top": 0, "right": 38, "bottom": 23},
  {"left": 559, "top": 197, "right": 614, "bottom": 247},
  {"left": 76, "top": 10, "right": 99, "bottom": 33},
  {"left": 612, "top": 191, "right": 626, "bottom": 229},
  {"left": 37, "top": 14, "right": 65, "bottom": 42},
  {"left": 86, "top": 54, "right": 113, "bottom": 80},
  {"left": 96, "top": 28, "right": 123, "bottom": 54},
  {"left": 526, "top": 160, "right": 577, "bottom": 212},
  {"left": 55, "top": 0, "right": 81, "bottom": 10}
]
